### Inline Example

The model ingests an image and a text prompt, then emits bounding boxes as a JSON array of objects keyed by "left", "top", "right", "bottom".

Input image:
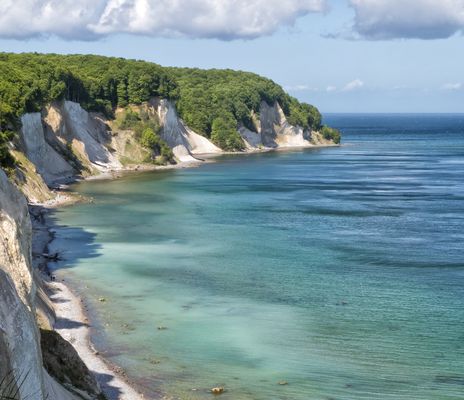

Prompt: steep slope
[
  {"left": 0, "top": 169, "right": 44, "bottom": 398},
  {"left": 238, "top": 101, "right": 331, "bottom": 149},
  {"left": 0, "top": 170, "right": 89, "bottom": 399},
  {"left": 20, "top": 112, "right": 76, "bottom": 185},
  {"left": 153, "top": 98, "right": 222, "bottom": 161},
  {"left": 12, "top": 97, "right": 334, "bottom": 197},
  {"left": 17, "top": 101, "right": 128, "bottom": 188},
  {"left": 15, "top": 99, "right": 217, "bottom": 189}
]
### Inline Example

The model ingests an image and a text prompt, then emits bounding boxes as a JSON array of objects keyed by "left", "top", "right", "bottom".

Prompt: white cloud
[
  {"left": 442, "top": 82, "right": 463, "bottom": 90},
  {"left": 342, "top": 78, "right": 364, "bottom": 91},
  {"left": 323, "top": 80, "right": 364, "bottom": 93},
  {"left": 0, "top": 0, "right": 327, "bottom": 40},
  {"left": 285, "top": 84, "right": 311, "bottom": 91},
  {"left": 349, "top": 0, "right": 464, "bottom": 40}
]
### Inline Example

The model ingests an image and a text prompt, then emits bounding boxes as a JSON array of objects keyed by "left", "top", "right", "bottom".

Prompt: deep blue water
[{"left": 50, "top": 114, "right": 464, "bottom": 399}]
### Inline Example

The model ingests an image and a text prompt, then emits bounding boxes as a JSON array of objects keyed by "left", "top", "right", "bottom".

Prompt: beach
[{"left": 32, "top": 196, "right": 147, "bottom": 400}]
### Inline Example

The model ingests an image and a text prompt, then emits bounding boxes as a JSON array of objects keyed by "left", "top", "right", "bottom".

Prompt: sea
[{"left": 49, "top": 114, "right": 464, "bottom": 399}]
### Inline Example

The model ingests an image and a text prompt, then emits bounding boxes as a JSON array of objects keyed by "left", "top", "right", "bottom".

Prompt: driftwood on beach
[{"left": 40, "top": 253, "right": 62, "bottom": 261}]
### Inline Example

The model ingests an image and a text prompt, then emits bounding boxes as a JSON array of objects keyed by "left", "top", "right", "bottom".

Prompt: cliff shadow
[
  {"left": 36, "top": 206, "right": 102, "bottom": 274},
  {"left": 31, "top": 206, "right": 132, "bottom": 400},
  {"left": 93, "top": 372, "right": 125, "bottom": 400}
]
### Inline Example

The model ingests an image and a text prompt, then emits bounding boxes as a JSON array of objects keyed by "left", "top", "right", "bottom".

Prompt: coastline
[
  {"left": 32, "top": 199, "right": 148, "bottom": 400},
  {"left": 49, "top": 280, "right": 145, "bottom": 400},
  {"left": 31, "top": 143, "right": 338, "bottom": 400}
]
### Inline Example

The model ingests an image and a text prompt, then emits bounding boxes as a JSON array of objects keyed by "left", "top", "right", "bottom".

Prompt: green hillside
[{"left": 0, "top": 53, "right": 337, "bottom": 167}]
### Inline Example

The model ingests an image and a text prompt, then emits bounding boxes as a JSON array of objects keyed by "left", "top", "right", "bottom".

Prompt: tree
[
  {"left": 0, "top": 52, "right": 336, "bottom": 168},
  {"left": 211, "top": 114, "right": 244, "bottom": 151},
  {"left": 140, "top": 127, "right": 159, "bottom": 149},
  {"left": 0, "top": 130, "right": 15, "bottom": 170},
  {"left": 321, "top": 126, "right": 341, "bottom": 144}
]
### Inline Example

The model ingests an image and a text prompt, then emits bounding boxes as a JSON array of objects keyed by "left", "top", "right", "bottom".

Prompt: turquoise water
[{"left": 50, "top": 114, "right": 464, "bottom": 399}]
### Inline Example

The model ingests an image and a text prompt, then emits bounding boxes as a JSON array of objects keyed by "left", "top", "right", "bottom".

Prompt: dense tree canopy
[
  {"left": 0, "top": 52, "right": 325, "bottom": 166},
  {"left": 169, "top": 67, "right": 322, "bottom": 138},
  {"left": 210, "top": 113, "right": 245, "bottom": 151},
  {"left": 0, "top": 53, "right": 177, "bottom": 130}
]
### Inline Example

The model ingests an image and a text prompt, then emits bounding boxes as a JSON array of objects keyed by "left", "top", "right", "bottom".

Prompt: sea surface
[{"left": 50, "top": 114, "right": 464, "bottom": 400}]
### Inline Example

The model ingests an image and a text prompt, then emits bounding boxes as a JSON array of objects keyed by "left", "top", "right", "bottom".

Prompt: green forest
[{"left": 0, "top": 53, "right": 338, "bottom": 167}]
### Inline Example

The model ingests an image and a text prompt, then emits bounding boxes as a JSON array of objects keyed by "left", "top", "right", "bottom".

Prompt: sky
[{"left": 1, "top": 0, "right": 464, "bottom": 113}]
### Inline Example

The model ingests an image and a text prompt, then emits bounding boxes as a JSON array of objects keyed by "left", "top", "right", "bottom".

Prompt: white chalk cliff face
[
  {"left": 20, "top": 113, "right": 76, "bottom": 186},
  {"left": 239, "top": 101, "right": 324, "bottom": 150},
  {"left": 0, "top": 170, "right": 79, "bottom": 400},
  {"left": 49, "top": 101, "right": 122, "bottom": 172},
  {"left": 17, "top": 99, "right": 223, "bottom": 190},
  {"left": 152, "top": 98, "right": 222, "bottom": 162},
  {"left": 16, "top": 98, "right": 332, "bottom": 200},
  {"left": 19, "top": 101, "right": 122, "bottom": 187}
]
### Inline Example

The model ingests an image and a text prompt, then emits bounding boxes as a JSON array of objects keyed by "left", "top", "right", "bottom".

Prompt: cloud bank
[
  {"left": 350, "top": 0, "right": 464, "bottom": 40},
  {"left": 0, "top": 0, "right": 327, "bottom": 40}
]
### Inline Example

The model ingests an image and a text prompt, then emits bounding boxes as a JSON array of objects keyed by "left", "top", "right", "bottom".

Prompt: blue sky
[{"left": 1, "top": 0, "right": 463, "bottom": 113}]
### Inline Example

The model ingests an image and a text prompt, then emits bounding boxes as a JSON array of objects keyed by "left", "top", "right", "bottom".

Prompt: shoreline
[
  {"left": 32, "top": 201, "right": 148, "bottom": 400},
  {"left": 31, "top": 143, "right": 339, "bottom": 399},
  {"left": 49, "top": 279, "right": 145, "bottom": 399}
]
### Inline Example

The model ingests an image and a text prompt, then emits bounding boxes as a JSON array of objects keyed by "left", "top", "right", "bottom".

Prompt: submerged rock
[{"left": 211, "top": 386, "right": 225, "bottom": 394}]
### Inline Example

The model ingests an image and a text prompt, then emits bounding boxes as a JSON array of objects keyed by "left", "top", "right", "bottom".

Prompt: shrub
[
  {"left": 140, "top": 127, "right": 159, "bottom": 149},
  {"left": 321, "top": 125, "right": 341, "bottom": 144},
  {"left": 211, "top": 114, "right": 244, "bottom": 151},
  {"left": 139, "top": 126, "right": 174, "bottom": 164},
  {"left": 0, "top": 130, "right": 15, "bottom": 171},
  {"left": 118, "top": 109, "right": 141, "bottom": 130}
]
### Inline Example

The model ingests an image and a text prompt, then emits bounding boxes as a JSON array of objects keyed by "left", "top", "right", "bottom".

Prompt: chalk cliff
[
  {"left": 239, "top": 101, "right": 327, "bottom": 150},
  {"left": 18, "top": 101, "right": 123, "bottom": 188},
  {"left": 153, "top": 98, "right": 222, "bottom": 162},
  {"left": 13, "top": 98, "right": 333, "bottom": 195},
  {"left": 0, "top": 170, "right": 103, "bottom": 399}
]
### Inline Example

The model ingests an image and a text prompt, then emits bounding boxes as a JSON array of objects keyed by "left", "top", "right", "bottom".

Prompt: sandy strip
[
  {"left": 32, "top": 196, "right": 147, "bottom": 400},
  {"left": 48, "top": 280, "right": 145, "bottom": 400}
]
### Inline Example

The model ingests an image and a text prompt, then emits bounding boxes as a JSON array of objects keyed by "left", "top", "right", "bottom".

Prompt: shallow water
[{"left": 50, "top": 114, "right": 464, "bottom": 399}]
